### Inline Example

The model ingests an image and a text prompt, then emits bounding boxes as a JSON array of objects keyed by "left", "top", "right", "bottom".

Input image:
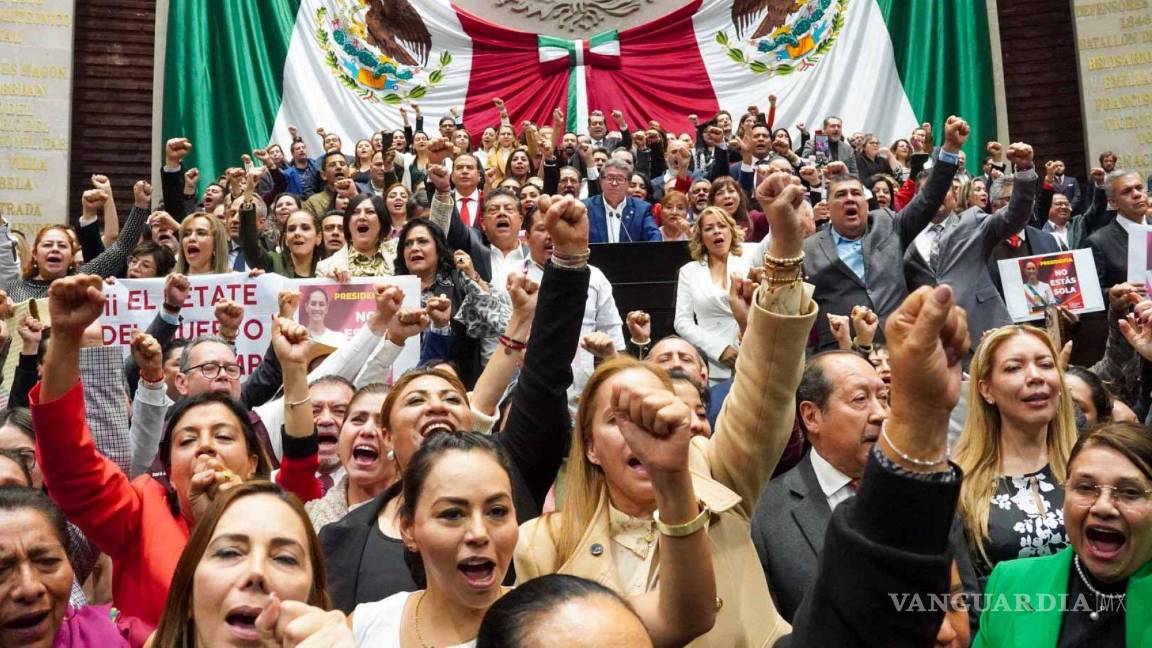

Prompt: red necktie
[
  {"left": 460, "top": 196, "right": 473, "bottom": 227},
  {"left": 1007, "top": 234, "right": 1021, "bottom": 249},
  {"left": 848, "top": 478, "right": 861, "bottom": 492},
  {"left": 318, "top": 472, "right": 335, "bottom": 495}
]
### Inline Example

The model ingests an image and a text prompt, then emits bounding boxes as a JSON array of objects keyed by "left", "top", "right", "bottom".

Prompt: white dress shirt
[
  {"left": 809, "top": 448, "right": 856, "bottom": 511},
  {"left": 1046, "top": 221, "right": 1069, "bottom": 248},
  {"left": 604, "top": 200, "right": 624, "bottom": 244}
]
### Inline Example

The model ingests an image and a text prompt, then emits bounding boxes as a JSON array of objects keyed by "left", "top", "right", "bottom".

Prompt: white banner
[{"left": 100, "top": 273, "right": 422, "bottom": 380}]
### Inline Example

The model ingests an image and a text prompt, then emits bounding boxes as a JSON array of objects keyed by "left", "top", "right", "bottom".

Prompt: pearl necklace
[{"left": 1073, "top": 555, "right": 1126, "bottom": 621}]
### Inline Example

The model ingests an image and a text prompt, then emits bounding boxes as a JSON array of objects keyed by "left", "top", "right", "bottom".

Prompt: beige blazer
[{"left": 516, "top": 285, "right": 817, "bottom": 647}]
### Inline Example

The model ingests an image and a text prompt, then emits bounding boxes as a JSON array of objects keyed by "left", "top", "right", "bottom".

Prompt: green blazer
[{"left": 973, "top": 547, "right": 1152, "bottom": 647}]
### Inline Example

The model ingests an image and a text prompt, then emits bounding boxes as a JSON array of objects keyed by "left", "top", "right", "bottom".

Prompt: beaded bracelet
[
  {"left": 880, "top": 421, "right": 949, "bottom": 468},
  {"left": 764, "top": 252, "right": 805, "bottom": 268}
]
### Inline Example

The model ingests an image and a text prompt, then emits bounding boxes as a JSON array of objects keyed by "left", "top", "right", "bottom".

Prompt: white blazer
[{"left": 673, "top": 253, "right": 752, "bottom": 384}]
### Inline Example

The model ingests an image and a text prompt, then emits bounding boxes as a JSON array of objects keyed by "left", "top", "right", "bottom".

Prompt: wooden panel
[
  {"left": 996, "top": 0, "right": 1087, "bottom": 180},
  {"left": 67, "top": 0, "right": 158, "bottom": 223}
]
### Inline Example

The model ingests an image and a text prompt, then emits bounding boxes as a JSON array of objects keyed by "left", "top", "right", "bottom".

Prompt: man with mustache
[{"left": 302, "top": 151, "right": 371, "bottom": 218}]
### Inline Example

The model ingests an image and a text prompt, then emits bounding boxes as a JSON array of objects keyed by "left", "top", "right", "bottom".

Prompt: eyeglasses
[
  {"left": 1065, "top": 482, "right": 1152, "bottom": 510},
  {"left": 602, "top": 175, "right": 628, "bottom": 185},
  {"left": 184, "top": 361, "right": 243, "bottom": 380}
]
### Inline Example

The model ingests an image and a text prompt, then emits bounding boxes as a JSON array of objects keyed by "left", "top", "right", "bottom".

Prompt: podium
[{"left": 589, "top": 241, "right": 691, "bottom": 343}]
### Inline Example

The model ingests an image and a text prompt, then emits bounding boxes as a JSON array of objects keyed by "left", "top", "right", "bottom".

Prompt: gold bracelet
[
  {"left": 287, "top": 396, "right": 312, "bottom": 408},
  {"left": 653, "top": 503, "right": 710, "bottom": 537},
  {"left": 764, "top": 252, "right": 805, "bottom": 268}
]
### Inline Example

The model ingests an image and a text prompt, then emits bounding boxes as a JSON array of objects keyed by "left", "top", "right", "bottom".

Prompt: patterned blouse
[{"left": 975, "top": 463, "right": 1069, "bottom": 581}]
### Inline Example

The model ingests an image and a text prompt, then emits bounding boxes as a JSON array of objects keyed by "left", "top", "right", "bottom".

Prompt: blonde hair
[
  {"left": 175, "top": 212, "right": 231, "bottom": 275},
  {"left": 688, "top": 206, "right": 744, "bottom": 262},
  {"left": 958, "top": 177, "right": 987, "bottom": 210},
  {"left": 953, "top": 326, "right": 1078, "bottom": 564},
  {"left": 552, "top": 356, "right": 673, "bottom": 568}
]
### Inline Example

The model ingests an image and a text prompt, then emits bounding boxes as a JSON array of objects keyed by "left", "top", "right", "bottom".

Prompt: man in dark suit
[
  {"left": 751, "top": 351, "right": 977, "bottom": 623},
  {"left": 729, "top": 123, "right": 775, "bottom": 195},
  {"left": 1047, "top": 159, "right": 1080, "bottom": 207},
  {"left": 583, "top": 159, "right": 661, "bottom": 243},
  {"left": 587, "top": 109, "right": 630, "bottom": 150},
  {"left": 1086, "top": 169, "right": 1150, "bottom": 293},
  {"left": 803, "top": 116, "right": 969, "bottom": 350}
]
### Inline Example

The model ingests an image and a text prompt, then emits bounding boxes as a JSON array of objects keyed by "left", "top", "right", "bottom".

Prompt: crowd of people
[{"left": 0, "top": 92, "right": 1149, "bottom": 647}]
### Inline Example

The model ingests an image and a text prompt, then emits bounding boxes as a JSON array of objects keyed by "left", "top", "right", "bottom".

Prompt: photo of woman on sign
[{"left": 1023, "top": 260, "right": 1057, "bottom": 313}]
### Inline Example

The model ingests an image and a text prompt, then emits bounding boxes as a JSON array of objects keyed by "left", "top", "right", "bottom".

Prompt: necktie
[
  {"left": 318, "top": 472, "right": 335, "bottom": 495},
  {"left": 459, "top": 196, "right": 473, "bottom": 227},
  {"left": 231, "top": 246, "right": 245, "bottom": 272},
  {"left": 848, "top": 478, "right": 860, "bottom": 492},
  {"left": 1007, "top": 234, "right": 1022, "bottom": 249},
  {"left": 929, "top": 223, "right": 944, "bottom": 273}
]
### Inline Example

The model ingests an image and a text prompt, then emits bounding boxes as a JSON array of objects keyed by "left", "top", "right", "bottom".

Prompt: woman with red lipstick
[
  {"left": 954, "top": 326, "right": 1079, "bottom": 590},
  {"left": 673, "top": 206, "right": 750, "bottom": 386},
  {"left": 351, "top": 430, "right": 714, "bottom": 648},
  {"left": 973, "top": 423, "right": 1152, "bottom": 646},
  {"left": 174, "top": 213, "right": 230, "bottom": 275}
]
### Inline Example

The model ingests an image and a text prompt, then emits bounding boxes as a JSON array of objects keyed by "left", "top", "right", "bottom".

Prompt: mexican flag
[{"left": 160, "top": 0, "right": 998, "bottom": 188}]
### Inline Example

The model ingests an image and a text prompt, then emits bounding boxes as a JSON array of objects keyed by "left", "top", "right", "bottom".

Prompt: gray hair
[
  {"left": 989, "top": 175, "right": 1015, "bottom": 204},
  {"left": 602, "top": 158, "right": 633, "bottom": 178},
  {"left": 179, "top": 334, "right": 237, "bottom": 372},
  {"left": 1104, "top": 169, "right": 1141, "bottom": 201}
]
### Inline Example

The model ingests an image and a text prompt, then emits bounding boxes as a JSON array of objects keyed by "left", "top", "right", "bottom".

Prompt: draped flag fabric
[{"left": 160, "top": 0, "right": 998, "bottom": 188}]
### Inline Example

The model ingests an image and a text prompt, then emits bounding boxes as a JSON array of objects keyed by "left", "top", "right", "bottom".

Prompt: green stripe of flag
[
  {"left": 162, "top": 0, "right": 301, "bottom": 190},
  {"left": 876, "top": 0, "right": 998, "bottom": 162}
]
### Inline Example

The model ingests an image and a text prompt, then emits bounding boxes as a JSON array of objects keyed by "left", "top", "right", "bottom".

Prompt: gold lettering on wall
[
  {"left": 0, "top": 0, "right": 75, "bottom": 230},
  {"left": 1075, "top": 0, "right": 1152, "bottom": 179}
]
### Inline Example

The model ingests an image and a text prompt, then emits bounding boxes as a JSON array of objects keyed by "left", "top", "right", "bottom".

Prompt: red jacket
[{"left": 31, "top": 381, "right": 188, "bottom": 629}]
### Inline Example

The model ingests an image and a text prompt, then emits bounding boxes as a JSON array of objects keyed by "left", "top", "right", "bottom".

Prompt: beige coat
[{"left": 516, "top": 285, "right": 817, "bottom": 647}]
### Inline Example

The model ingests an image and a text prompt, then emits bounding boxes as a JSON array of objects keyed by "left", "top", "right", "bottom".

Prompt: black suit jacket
[
  {"left": 752, "top": 452, "right": 978, "bottom": 625},
  {"left": 319, "top": 263, "right": 586, "bottom": 612},
  {"left": 1086, "top": 219, "right": 1130, "bottom": 293},
  {"left": 773, "top": 452, "right": 962, "bottom": 647}
]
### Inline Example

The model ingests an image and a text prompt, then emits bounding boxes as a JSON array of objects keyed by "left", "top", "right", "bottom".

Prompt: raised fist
[
  {"left": 82, "top": 189, "right": 109, "bottom": 212},
  {"left": 941, "top": 115, "right": 970, "bottom": 153},
  {"left": 626, "top": 310, "right": 651, "bottom": 343},
  {"left": 1006, "top": 142, "right": 1034, "bottom": 171},
  {"left": 427, "top": 164, "right": 450, "bottom": 193},
  {"left": 47, "top": 275, "right": 105, "bottom": 337},
  {"left": 133, "top": 181, "right": 152, "bottom": 208},
  {"left": 166, "top": 137, "right": 192, "bottom": 166}
]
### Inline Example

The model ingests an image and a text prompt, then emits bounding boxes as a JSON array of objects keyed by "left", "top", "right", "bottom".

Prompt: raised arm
[
  {"left": 161, "top": 138, "right": 194, "bottom": 223},
  {"left": 274, "top": 316, "right": 323, "bottom": 503},
  {"left": 129, "top": 330, "right": 168, "bottom": 478},
  {"left": 240, "top": 168, "right": 279, "bottom": 272},
  {"left": 786, "top": 285, "right": 967, "bottom": 646},
  {"left": 616, "top": 383, "right": 716, "bottom": 647},
  {"left": 78, "top": 181, "right": 151, "bottom": 278},
  {"left": 705, "top": 171, "right": 817, "bottom": 516},
  {"left": 979, "top": 143, "right": 1039, "bottom": 256},
  {"left": 471, "top": 273, "right": 536, "bottom": 418},
  {"left": 31, "top": 275, "right": 146, "bottom": 553},
  {"left": 90, "top": 175, "right": 120, "bottom": 246},
  {"left": 495, "top": 196, "right": 589, "bottom": 517},
  {"left": 896, "top": 116, "right": 969, "bottom": 246}
]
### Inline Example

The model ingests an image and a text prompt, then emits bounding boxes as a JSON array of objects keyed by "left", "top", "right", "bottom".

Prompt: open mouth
[
  {"left": 185, "top": 243, "right": 201, "bottom": 256},
  {"left": 351, "top": 443, "right": 380, "bottom": 468},
  {"left": 317, "top": 429, "right": 339, "bottom": 449},
  {"left": 355, "top": 223, "right": 371, "bottom": 235},
  {"left": 626, "top": 456, "right": 650, "bottom": 478},
  {"left": 225, "top": 607, "right": 262, "bottom": 641},
  {"left": 408, "top": 252, "right": 426, "bottom": 264},
  {"left": 457, "top": 557, "right": 498, "bottom": 589},
  {"left": 420, "top": 419, "right": 454, "bottom": 438},
  {"left": 1085, "top": 526, "right": 1127, "bottom": 561},
  {"left": 843, "top": 204, "right": 860, "bottom": 218},
  {"left": 1, "top": 610, "right": 49, "bottom": 637},
  {"left": 495, "top": 217, "right": 512, "bottom": 232},
  {"left": 290, "top": 236, "right": 307, "bottom": 248}
]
